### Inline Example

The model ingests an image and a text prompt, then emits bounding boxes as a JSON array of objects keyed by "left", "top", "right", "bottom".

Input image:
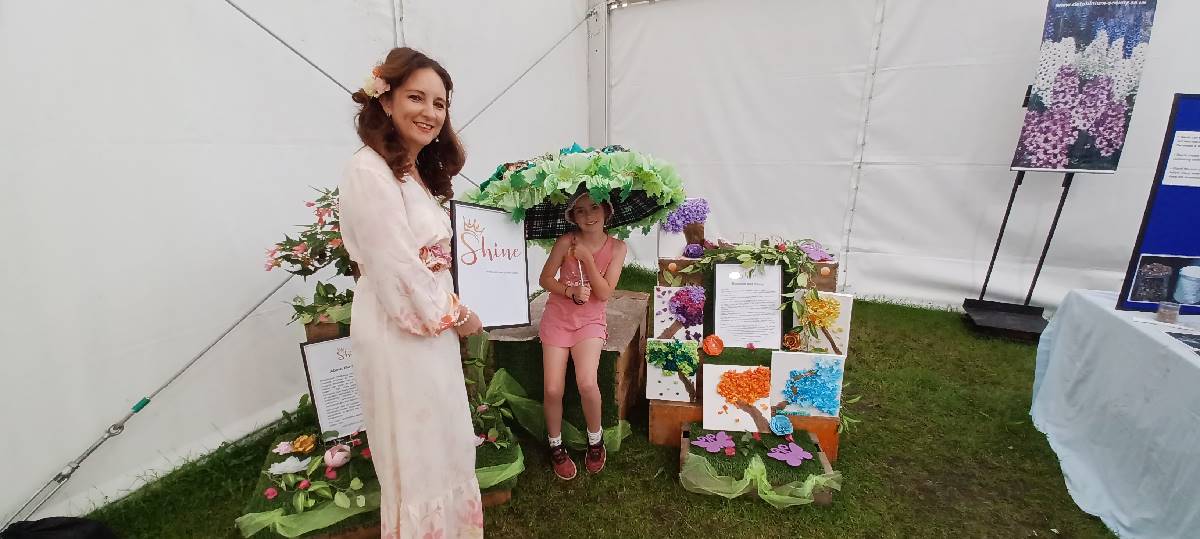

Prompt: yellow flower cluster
[{"left": 804, "top": 296, "right": 841, "bottom": 329}]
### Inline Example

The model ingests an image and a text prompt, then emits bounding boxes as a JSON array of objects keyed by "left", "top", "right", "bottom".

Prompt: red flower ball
[
  {"left": 297, "top": 480, "right": 311, "bottom": 490},
  {"left": 264, "top": 487, "right": 278, "bottom": 500},
  {"left": 776, "top": 243, "right": 787, "bottom": 252},
  {"left": 325, "top": 467, "right": 338, "bottom": 480},
  {"left": 746, "top": 342, "right": 757, "bottom": 350},
  {"left": 361, "top": 448, "right": 372, "bottom": 459},
  {"left": 350, "top": 438, "right": 363, "bottom": 447}
]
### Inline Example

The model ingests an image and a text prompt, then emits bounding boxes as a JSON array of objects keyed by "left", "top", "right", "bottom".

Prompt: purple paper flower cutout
[
  {"left": 767, "top": 442, "right": 813, "bottom": 467},
  {"left": 798, "top": 241, "right": 833, "bottom": 262},
  {"left": 691, "top": 431, "right": 735, "bottom": 453}
]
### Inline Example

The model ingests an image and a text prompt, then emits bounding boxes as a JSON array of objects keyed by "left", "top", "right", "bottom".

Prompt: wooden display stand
[
  {"left": 482, "top": 489, "right": 512, "bottom": 508},
  {"left": 658, "top": 258, "right": 705, "bottom": 286},
  {"left": 648, "top": 255, "right": 844, "bottom": 461},
  {"left": 812, "top": 261, "right": 838, "bottom": 293},
  {"left": 649, "top": 399, "right": 703, "bottom": 447},
  {"left": 787, "top": 415, "right": 840, "bottom": 463},
  {"left": 680, "top": 423, "right": 835, "bottom": 506}
]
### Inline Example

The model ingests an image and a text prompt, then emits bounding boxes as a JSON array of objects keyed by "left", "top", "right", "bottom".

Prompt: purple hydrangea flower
[
  {"left": 683, "top": 243, "right": 705, "bottom": 258},
  {"left": 662, "top": 199, "right": 709, "bottom": 233}
]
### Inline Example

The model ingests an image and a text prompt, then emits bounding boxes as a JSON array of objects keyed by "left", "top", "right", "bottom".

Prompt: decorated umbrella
[{"left": 465, "top": 144, "right": 686, "bottom": 247}]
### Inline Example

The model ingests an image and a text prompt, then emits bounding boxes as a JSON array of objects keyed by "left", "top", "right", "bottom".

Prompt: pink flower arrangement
[{"left": 265, "top": 187, "right": 352, "bottom": 278}]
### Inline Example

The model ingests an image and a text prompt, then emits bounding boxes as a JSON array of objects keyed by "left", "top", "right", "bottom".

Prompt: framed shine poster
[{"left": 449, "top": 201, "right": 532, "bottom": 329}]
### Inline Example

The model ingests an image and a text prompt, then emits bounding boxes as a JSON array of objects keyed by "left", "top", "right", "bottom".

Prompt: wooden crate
[
  {"left": 680, "top": 423, "right": 835, "bottom": 506},
  {"left": 657, "top": 258, "right": 705, "bottom": 286},
  {"left": 649, "top": 400, "right": 703, "bottom": 447},
  {"left": 788, "top": 415, "right": 841, "bottom": 463},
  {"left": 482, "top": 489, "right": 512, "bottom": 508},
  {"left": 812, "top": 261, "right": 839, "bottom": 293}
]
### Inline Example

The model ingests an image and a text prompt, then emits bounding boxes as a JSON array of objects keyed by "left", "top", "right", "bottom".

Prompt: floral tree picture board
[
  {"left": 703, "top": 364, "right": 773, "bottom": 433},
  {"left": 770, "top": 351, "right": 845, "bottom": 418},
  {"left": 646, "top": 339, "right": 700, "bottom": 402},
  {"left": 1011, "top": 1, "right": 1158, "bottom": 172},
  {"left": 793, "top": 290, "right": 853, "bottom": 356},
  {"left": 653, "top": 286, "right": 704, "bottom": 342}
]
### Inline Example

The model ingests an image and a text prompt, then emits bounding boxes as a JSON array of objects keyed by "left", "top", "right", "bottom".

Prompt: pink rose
[
  {"left": 297, "top": 479, "right": 311, "bottom": 490},
  {"left": 325, "top": 467, "right": 338, "bottom": 480},
  {"left": 292, "top": 243, "right": 308, "bottom": 254},
  {"left": 323, "top": 444, "right": 352, "bottom": 469},
  {"left": 476, "top": 404, "right": 488, "bottom": 413},
  {"left": 264, "top": 487, "right": 278, "bottom": 500}
]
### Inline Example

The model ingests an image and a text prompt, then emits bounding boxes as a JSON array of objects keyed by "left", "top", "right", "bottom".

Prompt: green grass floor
[{"left": 89, "top": 267, "right": 1113, "bottom": 538}]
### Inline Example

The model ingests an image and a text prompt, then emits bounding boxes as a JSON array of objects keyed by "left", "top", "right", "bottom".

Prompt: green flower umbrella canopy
[{"left": 465, "top": 144, "right": 686, "bottom": 246}]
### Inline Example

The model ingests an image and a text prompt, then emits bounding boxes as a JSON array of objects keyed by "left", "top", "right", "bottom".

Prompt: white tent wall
[
  {"left": 608, "top": 0, "right": 1200, "bottom": 307},
  {"left": 0, "top": 0, "right": 587, "bottom": 519},
  {"left": 609, "top": 0, "right": 882, "bottom": 268},
  {"left": 849, "top": 0, "right": 1200, "bottom": 307}
]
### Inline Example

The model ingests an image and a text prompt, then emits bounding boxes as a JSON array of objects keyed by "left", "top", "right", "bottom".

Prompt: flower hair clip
[{"left": 362, "top": 66, "right": 390, "bottom": 99}]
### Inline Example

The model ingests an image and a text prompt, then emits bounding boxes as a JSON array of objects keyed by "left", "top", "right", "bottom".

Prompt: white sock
[
  {"left": 548, "top": 434, "right": 563, "bottom": 448},
  {"left": 587, "top": 429, "right": 602, "bottom": 446}
]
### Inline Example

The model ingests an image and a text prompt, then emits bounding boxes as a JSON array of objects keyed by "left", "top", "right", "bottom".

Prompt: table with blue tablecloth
[{"left": 1032, "top": 290, "right": 1200, "bottom": 538}]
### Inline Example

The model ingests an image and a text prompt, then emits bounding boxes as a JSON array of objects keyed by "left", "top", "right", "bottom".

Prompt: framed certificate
[
  {"left": 714, "top": 263, "right": 782, "bottom": 349},
  {"left": 299, "top": 336, "right": 365, "bottom": 441},
  {"left": 449, "top": 201, "right": 532, "bottom": 330}
]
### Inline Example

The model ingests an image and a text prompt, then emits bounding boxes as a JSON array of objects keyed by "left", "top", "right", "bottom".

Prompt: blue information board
[{"left": 1118, "top": 94, "right": 1200, "bottom": 314}]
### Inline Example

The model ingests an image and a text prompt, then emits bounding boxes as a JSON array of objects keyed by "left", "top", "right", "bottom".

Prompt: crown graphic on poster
[{"left": 463, "top": 218, "right": 483, "bottom": 234}]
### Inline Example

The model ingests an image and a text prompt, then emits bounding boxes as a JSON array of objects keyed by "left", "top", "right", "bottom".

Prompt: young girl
[{"left": 538, "top": 192, "right": 628, "bottom": 480}]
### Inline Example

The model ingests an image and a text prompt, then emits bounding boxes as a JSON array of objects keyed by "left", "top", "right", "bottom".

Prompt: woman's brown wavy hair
[{"left": 351, "top": 47, "right": 464, "bottom": 200}]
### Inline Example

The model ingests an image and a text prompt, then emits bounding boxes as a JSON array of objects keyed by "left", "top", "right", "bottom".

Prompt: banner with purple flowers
[{"left": 1011, "top": 1, "right": 1157, "bottom": 173}]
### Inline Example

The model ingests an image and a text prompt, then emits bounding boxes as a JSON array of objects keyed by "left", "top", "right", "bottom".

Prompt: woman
[{"left": 339, "top": 48, "right": 484, "bottom": 538}]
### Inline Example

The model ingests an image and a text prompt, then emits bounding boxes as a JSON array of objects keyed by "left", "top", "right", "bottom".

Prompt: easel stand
[{"left": 963, "top": 171, "right": 1075, "bottom": 341}]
